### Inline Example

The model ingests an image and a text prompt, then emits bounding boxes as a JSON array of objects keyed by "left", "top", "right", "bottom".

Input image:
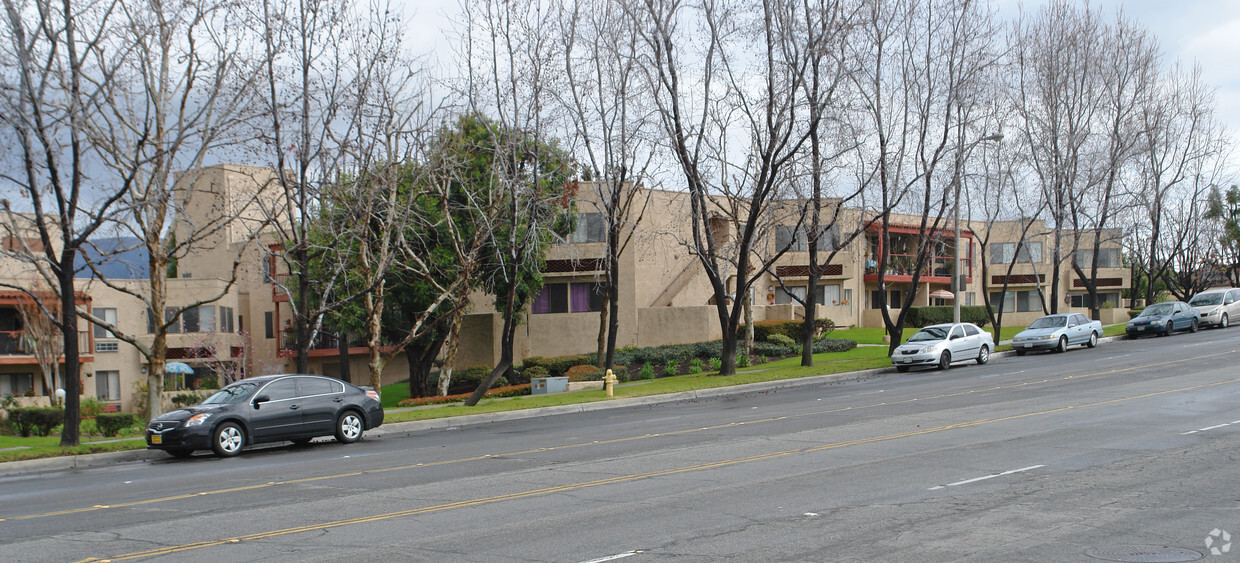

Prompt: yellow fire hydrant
[{"left": 603, "top": 369, "right": 617, "bottom": 398}]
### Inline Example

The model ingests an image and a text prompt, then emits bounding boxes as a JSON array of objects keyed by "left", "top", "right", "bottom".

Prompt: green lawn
[{"left": 0, "top": 434, "right": 146, "bottom": 463}]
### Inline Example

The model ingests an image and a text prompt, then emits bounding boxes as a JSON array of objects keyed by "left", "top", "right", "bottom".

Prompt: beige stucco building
[{"left": 0, "top": 167, "right": 1133, "bottom": 411}]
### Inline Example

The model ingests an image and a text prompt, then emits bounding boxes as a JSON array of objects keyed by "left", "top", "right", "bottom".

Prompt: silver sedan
[{"left": 891, "top": 322, "right": 995, "bottom": 373}]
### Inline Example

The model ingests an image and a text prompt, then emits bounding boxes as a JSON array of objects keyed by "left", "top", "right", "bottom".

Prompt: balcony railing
[
  {"left": 864, "top": 254, "right": 970, "bottom": 278},
  {"left": 0, "top": 330, "right": 90, "bottom": 355}
]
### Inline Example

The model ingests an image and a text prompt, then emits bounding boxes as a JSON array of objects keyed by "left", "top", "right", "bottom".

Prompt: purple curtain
[
  {"left": 570, "top": 284, "right": 591, "bottom": 312},
  {"left": 532, "top": 287, "right": 552, "bottom": 314}
]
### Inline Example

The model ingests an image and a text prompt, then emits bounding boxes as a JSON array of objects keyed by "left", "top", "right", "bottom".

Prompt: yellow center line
[
  {"left": 7, "top": 349, "right": 1232, "bottom": 525},
  {"left": 80, "top": 376, "right": 1239, "bottom": 562}
]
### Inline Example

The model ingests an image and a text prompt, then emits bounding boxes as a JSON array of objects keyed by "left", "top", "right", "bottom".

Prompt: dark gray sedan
[
  {"left": 146, "top": 374, "right": 384, "bottom": 458},
  {"left": 1126, "top": 301, "right": 1200, "bottom": 338}
]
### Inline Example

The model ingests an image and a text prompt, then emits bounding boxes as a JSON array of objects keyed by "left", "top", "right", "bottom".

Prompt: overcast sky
[{"left": 399, "top": 0, "right": 1240, "bottom": 151}]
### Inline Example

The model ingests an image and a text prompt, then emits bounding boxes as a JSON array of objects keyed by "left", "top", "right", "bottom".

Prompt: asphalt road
[{"left": 2, "top": 328, "right": 1239, "bottom": 562}]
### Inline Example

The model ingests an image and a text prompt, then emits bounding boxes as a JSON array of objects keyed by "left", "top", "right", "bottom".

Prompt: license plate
[
  {"left": 1137, "top": 327, "right": 1145, "bottom": 332},
  {"left": 1023, "top": 343, "right": 1032, "bottom": 348},
  {"left": 896, "top": 359, "right": 909, "bottom": 364},
  {"left": 151, "top": 434, "right": 162, "bottom": 444}
]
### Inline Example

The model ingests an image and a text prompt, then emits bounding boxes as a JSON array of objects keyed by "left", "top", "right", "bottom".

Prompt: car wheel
[
  {"left": 167, "top": 448, "right": 193, "bottom": 458},
  {"left": 1221, "top": 314, "right": 1230, "bottom": 329},
  {"left": 896, "top": 366, "right": 909, "bottom": 373},
  {"left": 1056, "top": 336, "right": 1068, "bottom": 353},
  {"left": 1086, "top": 332, "right": 1098, "bottom": 348},
  {"left": 212, "top": 422, "right": 244, "bottom": 457},
  {"left": 1189, "top": 318, "right": 1199, "bottom": 333},
  {"left": 937, "top": 351, "right": 952, "bottom": 371},
  {"left": 291, "top": 437, "right": 313, "bottom": 447},
  {"left": 335, "top": 411, "right": 364, "bottom": 444},
  {"left": 976, "top": 345, "right": 990, "bottom": 365},
  {"left": 1016, "top": 349, "right": 1027, "bottom": 356}
]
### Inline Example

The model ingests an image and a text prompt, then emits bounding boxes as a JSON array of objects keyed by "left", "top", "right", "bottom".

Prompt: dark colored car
[
  {"left": 1126, "top": 301, "right": 1201, "bottom": 338},
  {"left": 146, "top": 374, "right": 384, "bottom": 458}
]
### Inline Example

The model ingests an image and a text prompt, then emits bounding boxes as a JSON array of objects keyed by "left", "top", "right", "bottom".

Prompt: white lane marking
[
  {"left": 928, "top": 465, "right": 1045, "bottom": 491},
  {"left": 580, "top": 550, "right": 644, "bottom": 563},
  {"left": 1183, "top": 421, "right": 1240, "bottom": 435}
]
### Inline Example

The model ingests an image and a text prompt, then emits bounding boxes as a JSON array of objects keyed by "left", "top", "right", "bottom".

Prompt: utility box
[{"left": 530, "top": 376, "right": 569, "bottom": 395}]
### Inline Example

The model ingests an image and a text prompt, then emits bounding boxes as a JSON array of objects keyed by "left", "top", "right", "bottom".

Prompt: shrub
[
  {"left": 738, "top": 318, "right": 835, "bottom": 342},
  {"left": 709, "top": 358, "right": 722, "bottom": 372},
  {"left": 521, "top": 355, "right": 592, "bottom": 377},
  {"left": 397, "top": 384, "right": 531, "bottom": 407},
  {"left": 447, "top": 366, "right": 508, "bottom": 395},
  {"left": 638, "top": 363, "right": 655, "bottom": 380},
  {"left": 9, "top": 407, "right": 64, "bottom": 437},
  {"left": 1128, "top": 307, "right": 1145, "bottom": 319},
  {"left": 766, "top": 333, "right": 798, "bottom": 349},
  {"left": 523, "top": 365, "right": 550, "bottom": 378},
  {"left": 79, "top": 396, "right": 106, "bottom": 419},
  {"left": 171, "top": 393, "right": 202, "bottom": 409},
  {"left": 904, "top": 306, "right": 990, "bottom": 328},
  {"left": 565, "top": 364, "right": 603, "bottom": 382},
  {"left": 812, "top": 338, "right": 858, "bottom": 354},
  {"left": 735, "top": 354, "right": 751, "bottom": 368},
  {"left": 688, "top": 357, "right": 703, "bottom": 374},
  {"left": 95, "top": 413, "right": 137, "bottom": 437},
  {"left": 663, "top": 359, "right": 680, "bottom": 377}
]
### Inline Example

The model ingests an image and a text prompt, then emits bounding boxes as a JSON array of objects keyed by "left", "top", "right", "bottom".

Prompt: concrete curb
[{"left": 0, "top": 335, "right": 1125, "bottom": 477}]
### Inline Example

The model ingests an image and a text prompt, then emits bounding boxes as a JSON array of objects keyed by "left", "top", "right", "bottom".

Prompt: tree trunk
[
  {"left": 465, "top": 287, "right": 518, "bottom": 406},
  {"left": 605, "top": 281, "right": 619, "bottom": 370},
  {"left": 58, "top": 251, "right": 80, "bottom": 447},
  {"left": 595, "top": 297, "right": 608, "bottom": 369},
  {"left": 743, "top": 290, "right": 754, "bottom": 356}
]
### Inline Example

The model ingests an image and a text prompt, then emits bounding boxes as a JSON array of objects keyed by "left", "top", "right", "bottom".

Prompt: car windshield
[
  {"left": 1028, "top": 316, "right": 1066, "bottom": 329},
  {"left": 1189, "top": 293, "right": 1223, "bottom": 306},
  {"left": 1141, "top": 303, "right": 1175, "bottom": 317},
  {"left": 907, "top": 327, "right": 949, "bottom": 342},
  {"left": 202, "top": 382, "right": 259, "bottom": 405}
]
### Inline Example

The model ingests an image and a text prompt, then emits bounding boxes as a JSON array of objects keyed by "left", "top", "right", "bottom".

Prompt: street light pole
[{"left": 954, "top": 133, "right": 1003, "bottom": 324}]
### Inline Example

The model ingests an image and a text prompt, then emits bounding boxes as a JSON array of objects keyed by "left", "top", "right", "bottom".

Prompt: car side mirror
[{"left": 253, "top": 395, "right": 269, "bottom": 409}]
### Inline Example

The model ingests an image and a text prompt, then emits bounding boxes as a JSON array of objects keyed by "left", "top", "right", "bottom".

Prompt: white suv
[{"left": 1189, "top": 288, "right": 1240, "bottom": 329}]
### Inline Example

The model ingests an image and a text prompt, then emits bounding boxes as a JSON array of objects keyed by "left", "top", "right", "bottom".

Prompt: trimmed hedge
[
  {"left": 397, "top": 384, "right": 531, "bottom": 407},
  {"left": 520, "top": 355, "right": 593, "bottom": 377},
  {"left": 904, "top": 306, "right": 990, "bottom": 328},
  {"left": 95, "top": 412, "right": 137, "bottom": 437},
  {"left": 738, "top": 318, "right": 835, "bottom": 342},
  {"left": 9, "top": 407, "right": 64, "bottom": 437}
]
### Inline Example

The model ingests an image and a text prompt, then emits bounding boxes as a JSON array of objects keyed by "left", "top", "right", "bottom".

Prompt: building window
[
  {"left": 0, "top": 373, "right": 33, "bottom": 397},
  {"left": 775, "top": 286, "right": 806, "bottom": 305},
  {"left": 1070, "top": 292, "right": 1120, "bottom": 308},
  {"left": 180, "top": 306, "right": 216, "bottom": 333},
  {"left": 95, "top": 370, "right": 121, "bottom": 401},
  {"left": 989, "top": 290, "right": 1044, "bottom": 313},
  {"left": 165, "top": 308, "right": 181, "bottom": 334},
  {"left": 220, "top": 307, "right": 235, "bottom": 333},
  {"left": 93, "top": 308, "right": 117, "bottom": 339},
  {"left": 262, "top": 251, "right": 275, "bottom": 283},
  {"left": 533, "top": 282, "right": 602, "bottom": 313},
  {"left": 265, "top": 311, "right": 274, "bottom": 339},
  {"left": 95, "top": 341, "right": 119, "bottom": 353},
  {"left": 966, "top": 292, "right": 975, "bottom": 306},
  {"left": 1074, "top": 248, "right": 1122, "bottom": 268},
  {"left": 776, "top": 225, "right": 839, "bottom": 253},
  {"left": 569, "top": 212, "right": 606, "bottom": 243},
  {"left": 990, "top": 242, "right": 1042, "bottom": 264},
  {"left": 570, "top": 283, "right": 605, "bottom": 313}
]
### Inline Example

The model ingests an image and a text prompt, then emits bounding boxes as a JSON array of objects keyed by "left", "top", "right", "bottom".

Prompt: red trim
[{"left": 866, "top": 222, "right": 975, "bottom": 238}]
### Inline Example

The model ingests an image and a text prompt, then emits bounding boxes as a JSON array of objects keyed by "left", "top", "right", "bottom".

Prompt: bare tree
[
  {"left": 555, "top": 0, "right": 657, "bottom": 371},
  {"left": 68, "top": 0, "right": 266, "bottom": 419},
  {"left": 0, "top": 0, "right": 133, "bottom": 445},
  {"left": 1011, "top": 1, "right": 1105, "bottom": 315}
]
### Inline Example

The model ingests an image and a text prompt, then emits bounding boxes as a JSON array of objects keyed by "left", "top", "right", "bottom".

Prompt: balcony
[
  {"left": 864, "top": 228, "right": 973, "bottom": 284},
  {"left": 864, "top": 254, "right": 971, "bottom": 284},
  {"left": 277, "top": 331, "right": 389, "bottom": 358},
  {"left": 0, "top": 330, "right": 92, "bottom": 364}
]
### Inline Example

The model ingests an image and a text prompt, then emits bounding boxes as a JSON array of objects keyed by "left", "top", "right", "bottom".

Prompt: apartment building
[{"left": 1, "top": 168, "right": 1133, "bottom": 410}]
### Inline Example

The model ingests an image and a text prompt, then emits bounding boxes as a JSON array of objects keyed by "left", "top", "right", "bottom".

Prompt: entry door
[{"left": 250, "top": 378, "right": 302, "bottom": 442}]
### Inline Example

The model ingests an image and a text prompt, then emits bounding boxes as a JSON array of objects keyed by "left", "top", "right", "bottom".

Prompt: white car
[
  {"left": 891, "top": 322, "right": 994, "bottom": 373},
  {"left": 1189, "top": 288, "right": 1240, "bottom": 329}
]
